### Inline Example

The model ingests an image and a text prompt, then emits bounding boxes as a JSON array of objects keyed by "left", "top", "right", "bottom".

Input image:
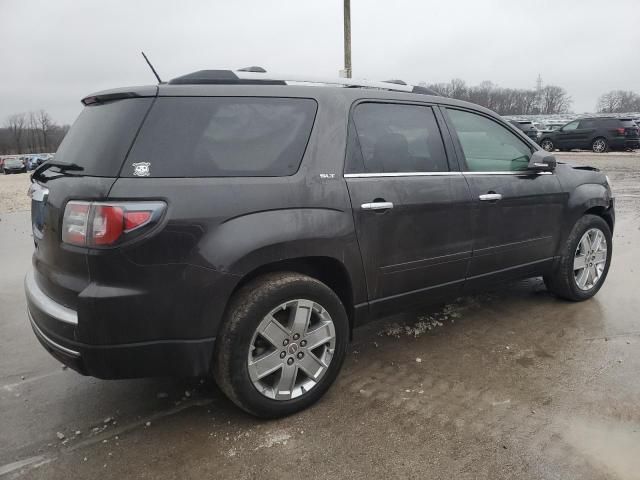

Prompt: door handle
[
  {"left": 479, "top": 193, "right": 502, "bottom": 201},
  {"left": 361, "top": 201, "right": 394, "bottom": 211}
]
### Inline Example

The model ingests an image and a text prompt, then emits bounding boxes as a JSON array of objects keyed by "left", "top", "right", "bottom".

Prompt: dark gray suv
[{"left": 26, "top": 70, "right": 615, "bottom": 417}]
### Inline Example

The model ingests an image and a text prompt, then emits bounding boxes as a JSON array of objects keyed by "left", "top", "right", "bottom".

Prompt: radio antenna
[{"left": 141, "top": 51, "right": 162, "bottom": 83}]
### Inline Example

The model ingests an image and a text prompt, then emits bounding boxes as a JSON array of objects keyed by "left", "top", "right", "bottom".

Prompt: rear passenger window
[
  {"left": 446, "top": 109, "right": 532, "bottom": 172},
  {"left": 350, "top": 103, "right": 448, "bottom": 173},
  {"left": 579, "top": 119, "right": 596, "bottom": 128},
  {"left": 125, "top": 97, "right": 317, "bottom": 177}
]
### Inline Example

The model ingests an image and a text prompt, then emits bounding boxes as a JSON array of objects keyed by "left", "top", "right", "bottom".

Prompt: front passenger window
[{"left": 446, "top": 109, "right": 532, "bottom": 172}]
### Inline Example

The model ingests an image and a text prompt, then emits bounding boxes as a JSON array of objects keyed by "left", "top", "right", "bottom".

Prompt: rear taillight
[
  {"left": 617, "top": 128, "right": 625, "bottom": 135},
  {"left": 62, "top": 201, "right": 165, "bottom": 247}
]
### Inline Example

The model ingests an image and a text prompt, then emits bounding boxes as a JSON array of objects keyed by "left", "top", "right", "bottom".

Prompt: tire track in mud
[{"left": 338, "top": 358, "right": 591, "bottom": 475}]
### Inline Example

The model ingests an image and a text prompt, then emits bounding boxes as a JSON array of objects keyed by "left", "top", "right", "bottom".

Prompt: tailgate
[{"left": 30, "top": 96, "right": 155, "bottom": 309}]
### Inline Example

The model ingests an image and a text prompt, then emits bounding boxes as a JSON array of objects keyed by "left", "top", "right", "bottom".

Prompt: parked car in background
[
  {"left": 539, "top": 117, "right": 640, "bottom": 152},
  {"left": 26, "top": 70, "right": 615, "bottom": 418},
  {"left": 2, "top": 157, "right": 27, "bottom": 174},
  {"left": 509, "top": 120, "right": 541, "bottom": 142},
  {"left": 542, "top": 122, "right": 566, "bottom": 131},
  {"left": 26, "top": 156, "right": 40, "bottom": 171}
]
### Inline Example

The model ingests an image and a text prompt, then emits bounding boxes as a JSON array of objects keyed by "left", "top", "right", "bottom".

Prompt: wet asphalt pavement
[{"left": 1, "top": 152, "right": 639, "bottom": 479}]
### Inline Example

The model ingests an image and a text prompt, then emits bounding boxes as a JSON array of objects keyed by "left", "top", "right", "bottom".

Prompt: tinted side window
[
  {"left": 562, "top": 121, "right": 579, "bottom": 131},
  {"left": 126, "top": 97, "right": 317, "bottom": 177},
  {"left": 351, "top": 103, "right": 448, "bottom": 173},
  {"left": 446, "top": 109, "right": 532, "bottom": 172},
  {"left": 579, "top": 119, "right": 596, "bottom": 129}
]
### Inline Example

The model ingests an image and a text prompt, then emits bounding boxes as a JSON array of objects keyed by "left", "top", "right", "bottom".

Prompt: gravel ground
[{"left": 0, "top": 173, "right": 31, "bottom": 214}]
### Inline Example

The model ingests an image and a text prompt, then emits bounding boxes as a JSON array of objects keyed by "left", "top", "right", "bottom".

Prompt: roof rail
[{"left": 168, "top": 69, "right": 439, "bottom": 96}]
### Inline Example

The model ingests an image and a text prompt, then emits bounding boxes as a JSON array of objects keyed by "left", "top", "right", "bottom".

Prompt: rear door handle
[
  {"left": 361, "top": 201, "right": 394, "bottom": 211},
  {"left": 479, "top": 193, "right": 502, "bottom": 201}
]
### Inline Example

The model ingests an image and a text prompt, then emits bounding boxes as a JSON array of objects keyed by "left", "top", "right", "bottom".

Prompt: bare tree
[
  {"left": 27, "top": 112, "right": 40, "bottom": 153},
  {"left": 37, "top": 110, "right": 53, "bottom": 151},
  {"left": 422, "top": 79, "right": 571, "bottom": 116},
  {"left": 539, "top": 85, "right": 571, "bottom": 114},
  {"left": 596, "top": 90, "right": 640, "bottom": 113},
  {"left": 5, "top": 113, "right": 27, "bottom": 154}
]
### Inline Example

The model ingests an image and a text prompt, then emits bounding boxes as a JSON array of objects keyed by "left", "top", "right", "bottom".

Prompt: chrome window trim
[
  {"left": 24, "top": 270, "right": 78, "bottom": 326},
  {"left": 462, "top": 170, "right": 553, "bottom": 175},
  {"left": 344, "top": 170, "right": 553, "bottom": 178},
  {"left": 29, "top": 314, "right": 80, "bottom": 357},
  {"left": 344, "top": 172, "right": 462, "bottom": 178}
]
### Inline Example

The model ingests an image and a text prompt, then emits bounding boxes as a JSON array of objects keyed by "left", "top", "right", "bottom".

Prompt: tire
[
  {"left": 592, "top": 137, "right": 608, "bottom": 153},
  {"left": 213, "top": 272, "right": 349, "bottom": 418},
  {"left": 540, "top": 139, "right": 554, "bottom": 152},
  {"left": 544, "top": 214, "right": 612, "bottom": 301}
]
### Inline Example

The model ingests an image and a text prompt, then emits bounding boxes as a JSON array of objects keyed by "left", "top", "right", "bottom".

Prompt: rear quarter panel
[{"left": 103, "top": 91, "right": 367, "bottom": 340}]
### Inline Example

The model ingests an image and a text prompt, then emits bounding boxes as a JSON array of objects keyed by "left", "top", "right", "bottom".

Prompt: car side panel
[
  {"left": 553, "top": 164, "right": 614, "bottom": 252},
  {"left": 100, "top": 95, "right": 366, "bottom": 342}
]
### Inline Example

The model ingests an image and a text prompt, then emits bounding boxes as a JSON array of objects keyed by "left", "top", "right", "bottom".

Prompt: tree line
[
  {"left": 0, "top": 111, "right": 69, "bottom": 155},
  {"left": 596, "top": 90, "right": 640, "bottom": 114},
  {"left": 418, "top": 79, "right": 572, "bottom": 115}
]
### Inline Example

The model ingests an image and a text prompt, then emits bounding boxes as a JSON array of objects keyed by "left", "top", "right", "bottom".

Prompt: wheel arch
[
  {"left": 223, "top": 256, "right": 359, "bottom": 337},
  {"left": 557, "top": 183, "right": 614, "bottom": 257}
]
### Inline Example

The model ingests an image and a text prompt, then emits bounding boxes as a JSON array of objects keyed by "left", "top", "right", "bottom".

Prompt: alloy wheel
[
  {"left": 573, "top": 228, "right": 607, "bottom": 291},
  {"left": 541, "top": 140, "right": 554, "bottom": 152},
  {"left": 248, "top": 299, "right": 336, "bottom": 400},
  {"left": 592, "top": 139, "right": 607, "bottom": 153}
]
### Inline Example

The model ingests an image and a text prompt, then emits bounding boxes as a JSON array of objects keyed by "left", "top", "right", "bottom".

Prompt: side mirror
[{"left": 528, "top": 150, "right": 556, "bottom": 171}]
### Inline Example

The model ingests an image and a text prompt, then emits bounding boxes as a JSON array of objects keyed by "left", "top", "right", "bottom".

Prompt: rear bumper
[
  {"left": 25, "top": 270, "right": 215, "bottom": 378},
  {"left": 610, "top": 138, "right": 640, "bottom": 149}
]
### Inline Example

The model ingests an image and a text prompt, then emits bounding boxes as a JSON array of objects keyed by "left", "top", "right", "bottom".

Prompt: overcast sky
[{"left": 1, "top": 0, "right": 638, "bottom": 125}]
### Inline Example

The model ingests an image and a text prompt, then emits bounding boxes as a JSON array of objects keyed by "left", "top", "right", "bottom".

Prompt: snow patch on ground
[
  {"left": 255, "top": 430, "right": 291, "bottom": 450},
  {"left": 379, "top": 303, "right": 463, "bottom": 338}
]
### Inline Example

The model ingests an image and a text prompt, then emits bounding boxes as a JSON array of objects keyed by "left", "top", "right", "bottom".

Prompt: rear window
[
  {"left": 54, "top": 98, "right": 153, "bottom": 177},
  {"left": 125, "top": 97, "right": 317, "bottom": 177},
  {"left": 620, "top": 119, "right": 637, "bottom": 128}
]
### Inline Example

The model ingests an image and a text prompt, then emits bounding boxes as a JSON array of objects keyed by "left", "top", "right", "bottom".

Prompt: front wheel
[
  {"left": 592, "top": 137, "right": 608, "bottom": 153},
  {"left": 213, "top": 272, "right": 349, "bottom": 418},
  {"left": 540, "top": 139, "right": 554, "bottom": 152},
  {"left": 544, "top": 214, "right": 612, "bottom": 301}
]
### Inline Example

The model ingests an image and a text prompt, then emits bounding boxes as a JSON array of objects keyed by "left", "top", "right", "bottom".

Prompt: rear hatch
[
  {"left": 516, "top": 121, "right": 539, "bottom": 140},
  {"left": 620, "top": 119, "right": 640, "bottom": 138},
  {"left": 30, "top": 90, "right": 156, "bottom": 309}
]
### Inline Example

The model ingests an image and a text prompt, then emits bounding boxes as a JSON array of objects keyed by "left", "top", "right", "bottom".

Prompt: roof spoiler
[{"left": 81, "top": 86, "right": 159, "bottom": 106}]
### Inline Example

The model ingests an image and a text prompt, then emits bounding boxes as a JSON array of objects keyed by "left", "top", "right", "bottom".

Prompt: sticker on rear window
[{"left": 132, "top": 162, "right": 151, "bottom": 177}]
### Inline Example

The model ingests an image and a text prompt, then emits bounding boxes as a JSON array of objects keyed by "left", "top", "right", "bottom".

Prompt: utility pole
[{"left": 343, "top": 0, "right": 352, "bottom": 78}]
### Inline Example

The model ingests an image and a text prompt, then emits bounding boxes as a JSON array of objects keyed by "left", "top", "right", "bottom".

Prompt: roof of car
[{"left": 83, "top": 82, "right": 503, "bottom": 121}]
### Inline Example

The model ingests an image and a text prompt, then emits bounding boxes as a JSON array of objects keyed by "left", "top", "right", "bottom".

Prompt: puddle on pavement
[{"left": 563, "top": 415, "right": 640, "bottom": 479}]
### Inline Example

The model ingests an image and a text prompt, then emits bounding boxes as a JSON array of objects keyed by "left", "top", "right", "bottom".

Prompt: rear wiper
[{"left": 32, "top": 161, "right": 84, "bottom": 183}]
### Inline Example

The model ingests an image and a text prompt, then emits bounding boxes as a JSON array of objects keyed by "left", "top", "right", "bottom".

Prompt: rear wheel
[
  {"left": 592, "top": 137, "right": 608, "bottom": 153},
  {"left": 213, "top": 272, "right": 349, "bottom": 418},
  {"left": 540, "top": 139, "right": 554, "bottom": 152},
  {"left": 544, "top": 214, "right": 612, "bottom": 301}
]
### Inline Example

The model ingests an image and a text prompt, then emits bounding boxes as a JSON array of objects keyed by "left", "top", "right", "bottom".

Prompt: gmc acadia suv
[{"left": 25, "top": 70, "right": 615, "bottom": 418}]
